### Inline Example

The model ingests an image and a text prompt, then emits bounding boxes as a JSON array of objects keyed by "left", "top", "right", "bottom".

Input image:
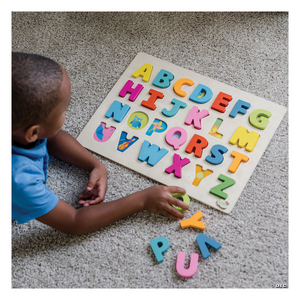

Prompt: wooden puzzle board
[{"left": 77, "top": 52, "right": 287, "bottom": 214}]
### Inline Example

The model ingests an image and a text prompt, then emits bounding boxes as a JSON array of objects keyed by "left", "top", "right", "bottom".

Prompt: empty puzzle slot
[
  {"left": 192, "top": 165, "right": 213, "bottom": 186},
  {"left": 209, "top": 118, "right": 223, "bottom": 139},
  {"left": 93, "top": 122, "right": 116, "bottom": 142},
  {"left": 117, "top": 131, "right": 139, "bottom": 152}
]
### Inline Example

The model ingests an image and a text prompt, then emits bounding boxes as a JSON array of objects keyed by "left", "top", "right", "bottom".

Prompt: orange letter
[
  {"left": 228, "top": 151, "right": 249, "bottom": 173},
  {"left": 211, "top": 92, "right": 232, "bottom": 113},
  {"left": 185, "top": 134, "right": 208, "bottom": 158},
  {"left": 180, "top": 211, "right": 205, "bottom": 230},
  {"left": 173, "top": 78, "right": 194, "bottom": 97},
  {"left": 141, "top": 89, "right": 164, "bottom": 110}
]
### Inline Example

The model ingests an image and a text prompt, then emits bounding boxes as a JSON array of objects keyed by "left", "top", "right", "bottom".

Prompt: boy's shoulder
[
  {"left": 12, "top": 139, "right": 59, "bottom": 224},
  {"left": 12, "top": 139, "right": 48, "bottom": 186},
  {"left": 12, "top": 139, "right": 47, "bottom": 158}
]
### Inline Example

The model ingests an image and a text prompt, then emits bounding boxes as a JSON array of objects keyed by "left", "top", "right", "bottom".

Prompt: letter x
[{"left": 165, "top": 153, "right": 191, "bottom": 178}]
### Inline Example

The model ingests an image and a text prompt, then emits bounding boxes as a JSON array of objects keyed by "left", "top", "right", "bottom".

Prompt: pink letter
[
  {"left": 165, "top": 153, "right": 190, "bottom": 178},
  {"left": 119, "top": 80, "right": 144, "bottom": 102},
  {"left": 165, "top": 127, "right": 188, "bottom": 150},
  {"left": 176, "top": 252, "right": 199, "bottom": 278},
  {"left": 185, "top": 106, "right": 209, "bottom": 130}
]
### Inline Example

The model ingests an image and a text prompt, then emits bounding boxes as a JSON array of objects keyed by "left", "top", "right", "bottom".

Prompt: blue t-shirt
[{"left": 12, "top": 139, "right": 59, "bottom": 224}]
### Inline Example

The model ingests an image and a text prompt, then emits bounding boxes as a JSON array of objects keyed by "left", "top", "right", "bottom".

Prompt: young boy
[{"left": 12, "top": 52, "right": 189, "bottom": 235}]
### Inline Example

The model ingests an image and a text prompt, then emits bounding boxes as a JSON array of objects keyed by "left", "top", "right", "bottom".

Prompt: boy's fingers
[
  {"left": 167, "top": 186, "right": 186, "bottom": 195},
  {"left": 171, "top": 197, "right": 189, "bottom": 210},
  {"left": 78, "top": 200, "right": 91, "bottom": 206},
  {"left": 88, "top": 197, "right": 104, "bottom": 205},
  {"left": 98, "top": 187, "right": 106, "bottom": 200},
  {"left": 78, "top": 193, "right": 92, "bottom": 199},
  {"left": 163, "top": 205, "right": 185, "bottom": 220},
  {"left": 86, "top": 171, "right": 100, "bottom": 191}
]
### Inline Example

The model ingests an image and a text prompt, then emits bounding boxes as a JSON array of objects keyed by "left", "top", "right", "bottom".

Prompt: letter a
[{"left": 132, "top": 63, "right": 153, "bottom": 82}]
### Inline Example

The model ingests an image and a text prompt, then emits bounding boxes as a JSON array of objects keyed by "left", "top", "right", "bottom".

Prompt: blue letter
[
  {"left": 138, "top": 140, "right": 168, "bottom": 166},
  {"left": 152, "top": 69, "right": 174, "bottom": 88},
  {"left": 205, "top": 144, "right": 228, "bottom": 165},
  {"left": 189, "top": 84, "right": 213, "bottom": 104},
  {"left": 105, "top": 100, "right": 131, "bottom": 123},
  {"left": 229, "top": 100, "right": 251, "bottom": 118}
]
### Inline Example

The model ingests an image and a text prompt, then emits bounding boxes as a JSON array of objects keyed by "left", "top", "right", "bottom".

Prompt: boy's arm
[
  {"left": 47, "top": 129, "right": 101, "bottom": 173},
  {"left": 36, "top": 186, "right": 189, "bottom": 235},
  {"left": 47, "top": 129, "right": 107, "bottom": 204}
]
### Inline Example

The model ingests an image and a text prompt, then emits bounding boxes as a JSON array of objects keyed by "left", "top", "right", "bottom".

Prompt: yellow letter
[
  {"left": 132, "top": 63, "right": 153, "bottom": 82},
  {"left": 229, "top": 126, "right": 260, "bottom": 152}
]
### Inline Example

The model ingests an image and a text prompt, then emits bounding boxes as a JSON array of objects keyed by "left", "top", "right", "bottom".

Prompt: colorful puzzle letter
[
  {"left": 173, "top": 78, "right": 194, "bottom": 97},
  {"left": 165, "top": 127, "right": 188, "bottom": 150},
  {"left": 229, "top": 126, "right": 260, "bottom": 152},
  {"left": 141, "top": 89, "right": 164, "bottom": 110},
  {"left": 229, "top": 99, "right": 251, "bottom": 118},
  {"left": 249, "top": 109, "right": 272, "bottom": 130},
  {"left": 138, "top": 140, "right": 168, "bottom": 166},
  {"left": 165, "top": 153, "right": 191, "bottom": 178},
  {"left": 105, "top": 100, "right": 131, "bottom": 123},
  {"left": 176, "top": 252, "right": 199, "bottom": 278},
  {"left": 172, "top": 193, "right": 190, "bottom": 213},
  {"left": 180, "top": 210, "right": 205, "bottom": 230},
  {"left": 211, "top": 92, "right": 232, "bottom": 113},
  {"left": 210, "top": 174, "right": 235, "bottom": 199},
  {"left": 196, "top": 233, "right": 221, "bottom": 259},
  {"left": 119, "top": 80, "right": 144, "bottom": 102},
  {"left": 205, "top": 144, "right": 228, "bottom": 165},
  {"left": 185, "top": 106, "right": 209, "bottom": 130},
  {"left": 150, "top": 236, "right": 170, "bottom": 263},
  {"left": 162, "top": 98, "right": 187, "bottom": 117},
  {"left": 132, "top": 63, "right": 153, "bottom": 82},
  {"left": 189, "top": 84, "right": 213, "bottom": 104},
  {"left": 228, "top": 150, "right": 249, "bottom": 173},
  {"left": 152, "top": 69, "right": 174, "bottom": 88},
  {"left": 185, "top": 134, "right": 208, "bottom": 158}
]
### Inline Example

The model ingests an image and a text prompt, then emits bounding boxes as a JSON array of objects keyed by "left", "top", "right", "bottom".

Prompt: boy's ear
[{"left": 24, "top": 125, "right": 40, "bottom": 143}]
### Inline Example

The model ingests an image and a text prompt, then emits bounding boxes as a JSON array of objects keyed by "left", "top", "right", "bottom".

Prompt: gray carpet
[{"left": 11, "top": 12, "right": 288, "bottom": 288}]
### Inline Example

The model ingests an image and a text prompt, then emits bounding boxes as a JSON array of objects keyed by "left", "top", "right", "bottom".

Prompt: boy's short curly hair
[{"left": 12, "top": 52, "right": 64, "bottom": 131}]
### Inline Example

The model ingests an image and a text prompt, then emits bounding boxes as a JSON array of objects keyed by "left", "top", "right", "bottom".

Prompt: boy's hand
[
  {"left": 78, "top": 164, "right": 107, "bottom": 206},
  {"left": 141, "top": 185, "right": 189, "bottom": 220}
]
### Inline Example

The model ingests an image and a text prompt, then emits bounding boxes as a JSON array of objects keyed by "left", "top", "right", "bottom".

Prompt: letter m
[{"left": 229, "top": 126, "right": 260, "bottom": 152}]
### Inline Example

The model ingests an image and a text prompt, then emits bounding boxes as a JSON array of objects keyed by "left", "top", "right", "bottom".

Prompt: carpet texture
[{"left": 11, "top": 12, "right": 288, "bottom": 288}]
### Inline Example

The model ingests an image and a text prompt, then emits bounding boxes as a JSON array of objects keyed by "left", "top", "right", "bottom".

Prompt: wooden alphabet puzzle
[{"left": 77, "top": 52, "right": 287, "bottom": 214}]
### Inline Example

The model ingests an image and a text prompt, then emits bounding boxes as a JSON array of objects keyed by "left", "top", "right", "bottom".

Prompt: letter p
[{"left": 150, "top": 236, "right": 170, "bottom": 263}]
